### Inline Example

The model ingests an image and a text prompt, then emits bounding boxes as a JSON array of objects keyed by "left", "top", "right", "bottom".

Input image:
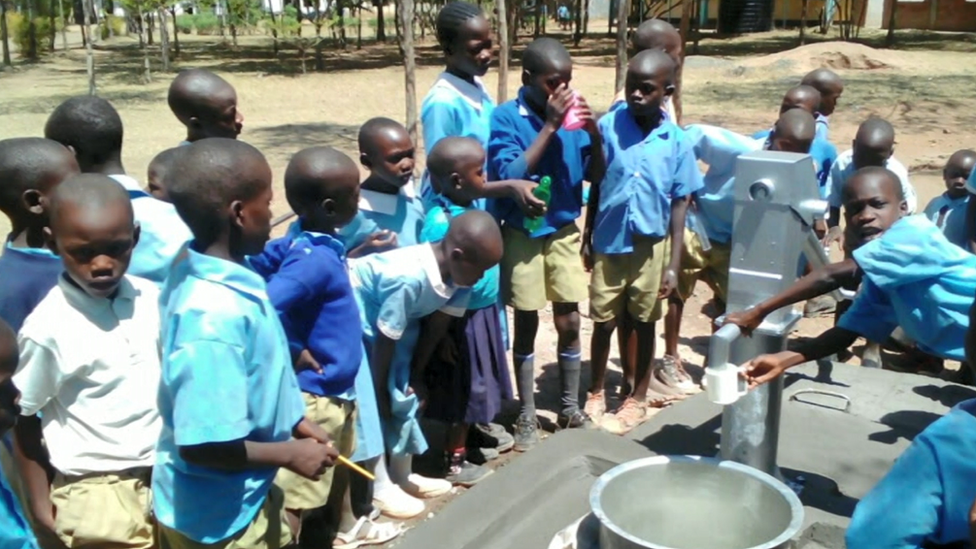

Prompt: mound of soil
[{"left": 739, "top": 41, "right": 898, "bottom": 72}]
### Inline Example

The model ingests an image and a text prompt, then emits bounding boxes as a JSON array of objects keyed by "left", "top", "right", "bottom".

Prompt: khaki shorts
[
  {"left": 675, "top": 232, "right": 731, "bottom": 304},
  {"left": 50, "top": 468, "right": 155, "bottom": 549},
  {"left": 158, "top": 485, "right": 292, "bottom": 549},
  {"left": 589, "top": 236, "right": 668, "bottom": 324},
  {"left": 275, "top": 393, "right": 356, "bottom": 511},
  {"left": 501, "top": 224, "right": 588, "bottom": 311}
]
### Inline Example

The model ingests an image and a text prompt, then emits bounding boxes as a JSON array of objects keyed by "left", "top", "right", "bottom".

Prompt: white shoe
[
  {"left": 400, "top": 473, "right": 452, "bottom": 499},
  {"left": 373, "top": 484, "right": 425, "bottom": 519}
]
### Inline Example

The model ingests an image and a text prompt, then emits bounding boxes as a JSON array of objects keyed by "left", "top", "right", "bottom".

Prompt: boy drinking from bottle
[{"left": 488, "top": 37, "right": 606, "bottom": 450}]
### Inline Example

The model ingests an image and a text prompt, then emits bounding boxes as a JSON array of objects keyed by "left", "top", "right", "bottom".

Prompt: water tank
[{"left": 718, "top": 0, "right": 774, "bottom": 33}]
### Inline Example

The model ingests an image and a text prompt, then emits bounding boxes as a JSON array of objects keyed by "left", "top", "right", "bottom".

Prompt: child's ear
[
  {"left": 664, "top": 84, "right": 676, "bottom": 97},
  {"left": 360, "top": 152, "right": 372, "bottom": 169},
  {"left": 230, "top": 200, "right": 245, "bottom": 228},
  {"left": 521, "top": 69, "right": 532, "bottom": 87},
  {"left": 21, "top": 190, "right": 44, "bottom": 215},
  {"left": 321, "top": 197, "right": 337, "bottom": 217},
  {"left": 131, "top": 222, "right": 142, "bottom": 249},
  {"left": 451, "top": 172, "right": 464, "bottom": 191},
  {"left": 43, "top": 226, "right": 58, "bottom": 255},
  {"left": 188, "top": 116, "right": 202, "bottom": 130}
]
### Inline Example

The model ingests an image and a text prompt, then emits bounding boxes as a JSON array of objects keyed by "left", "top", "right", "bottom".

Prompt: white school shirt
[
  {"left": 827, "top": 149, "right": 917, "bottom": 214},
  {"left": 15, "top": 274, "right": 162, "bottom": 476}
]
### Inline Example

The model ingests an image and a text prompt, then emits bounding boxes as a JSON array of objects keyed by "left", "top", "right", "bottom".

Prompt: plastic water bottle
[{"left": 524, "top": 176, "right": 552, "bottom": 233}]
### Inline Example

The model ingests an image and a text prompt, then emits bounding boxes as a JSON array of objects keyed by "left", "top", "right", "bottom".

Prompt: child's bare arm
[
  {"left": 483, "top": 180, "right": 546, "bottom": 217},
  {"left": 660, "top": 196, "right": 689, "bottom": 298},
  {"left": 409, "top": 311, "right": 453, "bottom": 407},
  {"left": 581, "top": 176, "right": 600, "bottom": 272},
  {"left": 725, "top": 258, "right": 860, "bottom": 334},
  {"left": 371, "top": 334, "right": 397, "bottom": 419},
  {"left": 293, "top": 417, "right": 332, "bottom": 445},
  {"left": 744, "top": 327, "right": 859, "bottom": 386},
  {"left": 585, "top": 126, "right": 606, "bottom": 190},
  {"left": 13, "top": 416, "right": 61, "bottom": 545},
  {"left": 180, "top": 438, "right": 337, "bottom": 480}
]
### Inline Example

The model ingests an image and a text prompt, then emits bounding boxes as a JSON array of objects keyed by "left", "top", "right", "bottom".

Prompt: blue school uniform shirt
[
  {"left": 752, "top": 129, "right": 836, "bottom": 200},
  {"left": 684, "top": 124, "right": 765, "bottom": 245},
  {"left": 154, "top": 245, "right": 305, "bottom": 544},
  {"left": 250, "top": 229, "right": 361, "bottom": 398},
  {"left": 838, "top": 215, "right": 976, "bottom": 361},
  {"left": 846, "top": 398, "right": 976, "bottom": 549},
  {"left": 420, "top": 196, "right": 498, "bottom": 310},
  {"left": 923, "top": 193, "right": 971, "bottom": 251},
  {"left": 111, "top": 175, "right": 193, "bottom": 286},
  {"left": 488, "top": 88, "right": 590, "bottom": 237},
  {"left": 338, "top": 184, "right": 426, "bottom": 252},
  {"left": 420, "top": 72, "right": 495, "bottom": 206},
  {"left": 350, "top": 244, "right": 470, "bottom": 454},
  {"left": 0, "top": 436, "right": 38, "bottom": 549},
  {"left": 593, "top": 109, "right": 703, "bottom": 255},
  {"left": 0, "top": 240, "right": 62, "bottom": 332}
]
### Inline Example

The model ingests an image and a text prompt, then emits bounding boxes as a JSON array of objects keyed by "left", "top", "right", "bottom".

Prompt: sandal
[{"left": 334, "top": 516, "right": 403, "bottom": 549}]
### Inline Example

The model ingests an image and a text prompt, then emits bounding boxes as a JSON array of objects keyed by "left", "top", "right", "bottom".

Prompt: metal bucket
[{"left": 589, "top": 456, "right": 803, "bottom": 549}]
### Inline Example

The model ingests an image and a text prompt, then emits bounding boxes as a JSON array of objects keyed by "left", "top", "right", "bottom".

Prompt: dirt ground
[{"left": 2, "top": 24, "right": 976, "bottom": 536}]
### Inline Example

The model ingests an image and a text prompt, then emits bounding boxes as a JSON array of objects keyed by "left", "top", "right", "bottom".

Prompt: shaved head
[
  {"left": 48, "top": 174, "right": 133, "bottom": 234},
  {"left": 800, "top": 68, "right": 844, "bottom": 116},
  {"left": 855, "top": 118, "right": 895, "bottom": 151},
  {"left": 284, "top": 146, "right": 360, "bottom": 215},
  {"left": 522, "top": 37, "right": 572, "bottom": 75},
  {"left": 167, "top": 138, "right": 271, "bottom": 244},
  {"left": 770, "top": 109, "right": 816, "bottom": 154},
  {"left": 168, "top": 69, "right": 242, "bottom": 141},
  {"left": 780, "top": 85, "right": 821, "bottom": 116},
  {"left": 628, "top": 48, "right": 677, "bottom": 84},
  {"left": 444, "top": 209, "right": 503, "bottom": 287},
  {"left": 427, "top": 136, "right": 484, "bottom": 180},
  {"left": 358, "top": 117, "right": 410, "bottom": 157},
  {"left": 44, "top": 96, "right": 124, "bottom": 171},
  {"left": 632, "top": 19, "right": 681, "bottom": 63},
  {"left": 0, "top": 137, "right": 79, "bottom": 219}
]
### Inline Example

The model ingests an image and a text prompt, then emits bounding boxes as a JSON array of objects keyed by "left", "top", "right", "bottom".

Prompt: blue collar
[
  {"left": 4, "top": 236, "right": 58, "bottom": 258},
  {"left": 287, "top": 220, "right": 348, "bottom": 261},
  {"left": 181, "top": 244, "right": 268, "bottom": 301},
  {"left": 620, "top": 109, "right": 673, "bottom": 142}
]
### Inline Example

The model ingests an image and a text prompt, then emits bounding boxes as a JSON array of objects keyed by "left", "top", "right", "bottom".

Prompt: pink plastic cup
[{"left": 562, "top": 91, "right": 586, "bottom": 131}]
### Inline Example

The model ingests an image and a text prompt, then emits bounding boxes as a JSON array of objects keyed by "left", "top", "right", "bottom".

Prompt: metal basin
[{"left": 589, "top": 456, "right": 803, "bottom": 549}]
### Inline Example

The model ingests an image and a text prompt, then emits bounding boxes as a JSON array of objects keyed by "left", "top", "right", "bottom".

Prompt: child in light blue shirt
[
  {"left": 154, "top": 139, "right": 337, "bottom": 547},
  {"left": 922, "top": 149, "right": 976, "bottom": 251}
]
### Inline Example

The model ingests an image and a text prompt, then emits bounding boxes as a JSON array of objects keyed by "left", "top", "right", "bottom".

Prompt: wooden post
[
  {"left": 138, "top": 2, "right": 150, "bottom": 82},
  {"left": 0, "top": 0, "right": 11, "bottom": 66},
  {"left": 58, "top": 0, "right": 67, "bottom": 49},
  {"left": 676, "top": 0, "right": 693, "bottom": 123},
  {"left": 613, "top": 0, "right": 629, "bottom": 92},
  {"left": 159, "top": 6, "right": 170, "bottom": 70},
  {"left": 398, "top": 0, "right": 418, "bottom": 145},
  {"left": 497, "top": 0, "right": 509, "bottom": 102},
  {"left": 84, "top": 0, "right": 96, "bottom": 94},
  {"left": 885, "top": 0, "right": 897, "bottom": 45}
]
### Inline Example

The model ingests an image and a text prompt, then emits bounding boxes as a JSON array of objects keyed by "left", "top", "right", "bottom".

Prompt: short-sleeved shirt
[
  {"left": 846, "top": 398, "right": 976, "bottom": 549},
  {"left": 420, "top": 197, "right": 498, "bottom": 309},
  {"left": 815, "top": 113, "right": 830, "bottom": 142},
  {"left": 251, "top": 229, "right": 362, "bottom": 398},
  {"left": 110, "top": 174, "right": 193, "bottom": 286},
  {"left": 15, "top": 274, "right": 161, "bottom": 476},
  {"left": 0, "top": 240, "right": 62, "bottom": 332},
  {"left": 923, "top": 193, "right": 970, "bottom": 251},
  {"left": 593, "top": 110, "right": 703, "bottom": 255},
  {"left": 684, "top": 124, "right": 765, "bottom": 245},
  {"left": 488, "top": 88, "right": 591, "bottom": 236},
  {"left": 827, "top": 150, "right": 917, "bottom": 213},
  {"left": 420, "top": 72, "right": 495, "bottom": 204},
  {"left": 838, "top": 215, "right": 976, "bottom": 361},
  {"left": 338, "top": 184, "right": 426, "bottom": 253},
  {"left": 154, "top": 246, "right": 305, "bottom": 544}
]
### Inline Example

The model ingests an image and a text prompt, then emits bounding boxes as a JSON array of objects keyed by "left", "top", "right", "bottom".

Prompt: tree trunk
[
  {"left": 84, "top": 0, "right": 96, "bottom": 93},
  {"left": 170, "top": 5, "right": 179, "bottom": 55},
  {"left": 356, "top": 3, "right": 362, "bottom": 48},
  {"left": 885, "top": 0, "right": 897, "bottom": 46},
  {"left": 375, "top": 0, "right": 385, "bottom": 41},
  {"left": 533, "top": 0, "right": 540, "bottom": 38},
  {"left": 49, "top": 0, "right": 57, "bottom": 50},
  {"left": 675, "top": 0, "right": 693, "bottom": 123},
  {"left": 147, "top": 10, "right": 153, "bottom": 44},
  {"left": 607, "top": 0, "right": 614, "bottom": 36},
  {"left": 496, "top": 0, "right": 509, "bottom": 102},
  {"left": 138, "top": 3, "right": 150, "bottom": 82},
  {"left": 158, "top": 7, "right": 169, "bottom": 70},
  {"left": 573, "top": 0, "right": 583, "bottom": 45},
  {"left": 0, "top": 0, "right": 10, "bottom": 66},
  {"left": 269, "top": 8, "right": 278, "bottom": 56},
  {"left": 799, "top": 0, "right": 808, "bottom": 44},
  {"left": 398, "top": 0, "right": 417, "bottom": 145},
  {"left": 583, "top": 0, "right": 590, "bottom": 35},
  {"left": 613, "top": 0, "right": 629, "bottom": 91},
  {"left": 230, "top": 23, "right": 237, "bottom": 46},
  {"left": 27, "top": 0, "right": 38, "bottom": 60},
  {"left": 58, "top": 0, "right": 67, "bottom": 49}
]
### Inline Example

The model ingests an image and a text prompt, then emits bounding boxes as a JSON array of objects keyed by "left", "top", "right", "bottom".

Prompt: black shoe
[
  {"left": 466, "top": 446, "right": 500, "bottom": 465},
  {"left": 513, "top": 413, "right": 539, "bottom": 452},
  {"left": 445, "top": 452, "right": 493, "bottom": 487},
  {"left": 468, "top": 423, "right": 515, "bottom": 453},
  {"left": 557, "top": 409, "right": 594, "bottom": 430}
]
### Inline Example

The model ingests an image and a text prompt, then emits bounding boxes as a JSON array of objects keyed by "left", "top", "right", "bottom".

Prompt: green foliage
[
  {"left": 9, "top": 11, "right": 54, "bottom": 58},
  {"left": 99, "top": 14, "right": 125, "bottom": 39},
  {"left": 193, "top": 12, "right": 220, "bottom": 34},
  {"left": 175, "top": 13, "right": 193, "bottom": 33}
]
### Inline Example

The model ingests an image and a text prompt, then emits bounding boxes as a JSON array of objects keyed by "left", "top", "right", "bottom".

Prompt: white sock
[
  {"left": 373, "top": 454, "right": 394, "bottom": 494},
  {"left": 389, "top": 453, "right": 413, "bottom": 485}
]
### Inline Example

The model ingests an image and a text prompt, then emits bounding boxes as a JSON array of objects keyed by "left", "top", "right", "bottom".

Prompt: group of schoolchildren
[{"left": 2, "top": 2, "right": 976, "bottom": 549}]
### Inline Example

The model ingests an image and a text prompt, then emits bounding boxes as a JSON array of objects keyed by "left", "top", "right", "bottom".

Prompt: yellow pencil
[{"left": 338, "top": 455, "right": 376, "bottom": 481}]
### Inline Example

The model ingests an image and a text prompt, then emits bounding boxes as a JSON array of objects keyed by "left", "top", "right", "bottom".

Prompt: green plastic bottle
[{"left": 524, "top": 176, "right": 552, "bottom": 233}]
